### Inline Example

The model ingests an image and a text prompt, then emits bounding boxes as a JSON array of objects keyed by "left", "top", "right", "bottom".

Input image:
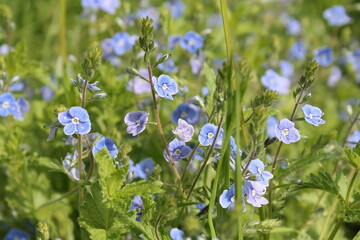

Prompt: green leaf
[
  {"left": 203, "top": 62, "right": 216, "bottom": 111},
  {"left": 341, "top": 208, "right": 360, "bottom": 223},
  {"left": 344, "top": 143, "right": 360, "bottom": 170},
  {"left": 337, "top": 172, "right": 348, "bottom": 201},
  {"left": 243, "top": 219, "right": 282, "bottom": 234},
  {"left": 113, "top": 180, "right": 164, "bottom": 199}
]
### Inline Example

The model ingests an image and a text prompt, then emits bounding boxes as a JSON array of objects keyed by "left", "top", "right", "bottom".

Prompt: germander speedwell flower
[
  {"left": 199, "top": 123, "right": 223, "bottom": 146},
  {"left": 219, "top": 184, "right": 236, "bottom": 210},
  {"left": 275, "top": 118, "right": 300, "bottom": 144},
  {"left": 172, "top": 118, "right": 194, "bottom": 142},
  {"left": 154, "top": 74, "right": 178, "bottom": 100},
  {"left": 124, "top": 111, "right": 149, "bottom": 136},
  {"left": 0, "top": 93, "right": 18, "bottom": 117},
  {"left": 180, "top": 31, "right": 204, "bottom": 54},
  {"left": 248, "top": 159, "right": 273, "bottom": 187},
  {"left": 164, "top": 138, "right": 191, "bottom": 162},
  {"left": 244, "top": 180, "right": 269, "bottom": 207},
  {"left": 58, "top": 106, "right": 91, "bottom": 135},
  {"left": 92, "top": 137, "right": 118, "bottom": 158},
  {"left": 302, "top": 104, "right": 326, "bottom": 126}
]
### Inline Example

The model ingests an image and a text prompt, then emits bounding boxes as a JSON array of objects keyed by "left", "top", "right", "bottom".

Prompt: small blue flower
[
  {"left": 327, "top": 66, "right": 342, "bottom": 87},
  {"left": 13, "top": 97, "right": 29, "bottom": 121},
  {"left": 88, "top": 81, "right": 101, "bottom": 91},
  {"left": 98, "top": 0, "right": 120, "bottom": 14},
  {"left": 314, "top": 46, "right": 333, "bottom": 67},
  {"left": 8, "top": 81, "right": 25, "bottom": 92},
  {"left": 172, "top": 118, "right": 194, "bottom": 142},
  {"left": 154, "top": 74, "right": 178, "bottom": 100},
  {"left": 0, "top": 44, "right": 13, "bottom": 56},
  {"left": 198, "top": 123, "right": 223, "bottom": 146},
  {"left": 289, "top": 40, "right": 307, "bottom": 60},
  {"left": 302, "top": 104, "right": 326, "bottom": 126},
  {"left": 124, "top": 111, "right": 149, "bottom": 136},
  {"left": 168, "top": 35, "right": 181, "bottom": 50},
  {"left": 165, "top": 1, "right": 184, "bottom": 19},
  {"left": 58, "top": 107, "right": 91, "bottom": 135},
  {"left": 101, "top": 38, "right": 115, "bottom": 59},
  {"left": 92, "top": 137, "right": 118, "bottom": 158},
  {"left": 267, "top": 116, "right": 278, "bottom": 138},
  {"left": 190, "top": 55, "right": 203, "bottom": 75},
  {"left": 164, "top": 138, "right": 191, "bottom": 162},
  {"left": 136, "top": 8, "right": 160, "bottom": 29},
  {"left": 261, "top": 69, "right": 291, "bottom": 94},
  {"left": 180, "top": 31, "right": 204, "bottom": 54},
  {"left": 0, "top": 93, "right": 18, "bottom": 117},
  {"left": 275, "top": 118, "right": 300, "bottom": 144},
  {"left": 323, "top": 5, "right": 351, "bottom": 26},
  {"left": 243, "top": 180, "right": 268, "bottom": 207},
  {"left": 157, "top": 54, "right": 177, "bottom": 73},
  {"left": 4, "top": 229, "right": 29, "bottom": 240},
  {"left": 131, "top": 158, "right": 155, "bottom": 179},
  {"left": 347, "top": 130, "right": 360, "bottom": 148},
  {"left": 172, "top": 103, "right": 201, "bottom": 125},
  {"left": 170, "top": 228, "right": 184, "bottom": 240},
  {"left": 279, "top": 60, "right": 294, "bottom": 78},
  {"left": 41, "top": 86, "right": 55, "bottom": 102},
  {"left": 129, "top": 195, "right": 143, "bottom": 222},
  {"left": 63, "top": 151, "right": 85, "bottom": 181},
  {"left": 219, "top": 184, "right": 235, "bottom": 210},
  {"left": 285, "top": 17, "right": 301, "bottom": 36},
  {"left": 196, "top": 202, "right": 206, "bottom": 210},
  {"left": 207, "top": 14, "right": 223, "bottom": 27},
  {"left": 111, "top": 32, "right": 137, "bottom": 56},
  {"left": 81, "top": 0, "right": 98, "bottom": 10},
  {"left": 248, "top": 159, "right": 273, "bottom": 187}
]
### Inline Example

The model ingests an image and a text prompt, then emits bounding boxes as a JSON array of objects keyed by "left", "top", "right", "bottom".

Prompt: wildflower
[
  {"left": 190, "top": 55, "right": 204, "bottom": 75},
  {"left": 172, "top": 103, "right": 201, "bottom": 125},
  {"left": 5, "top": 229, "right": 29, "bottom": 240},
  {"left": 63, "top": 151, "right": 85, "bottom": 181},
  {"left": 196, "top": 202, "right": 206, "bottom": 210},
  {"left": 87, "top": 81, "right": 101, "bottom": 91},
  {"left": 244, "top": 180, "right": 269, "bottom": 207},
  {"left": 275, "top": 118, "right": 300, "bottom": 144},
  {"left": 154, "top": 74, "right": 178, "bottom": 100},
  {"left": 0, "top": 93, "right": 18, "bottom": 117},
  {"left": 172, "top": 119, "right": 194, "bottom": 142},
  {"left": 164, "top": 138, "right": 191, "bottom": 162},
  {"left": 170, "top": 228, "right": 184, "bottom": 240},
  {"left": 323, "top": 5, "right": 351, "bottom": 26},
  {"left": 198, "top": 123, "right": 223, "bottom": 146},
  {"left": 219, "top": 184, "right": 235, "bottom": 210},
  {"left": 302, "top": 105, "right": 326, "bottom": 126},
  {"left": 347, "top": 130, "right": 360, "bottom": 148},
  {"left": 81, "top": 0, "right": 120, "bottom": 15},
  {"left": 157, "top": 54, "right": 177, "bottom": 73},
  {"left": 13, "top": 97, "right": 29, "bottom": 121},
  {"left": 327, "top": 66, "right": 342, "bottom": 87},
  {"left": 129, "top": 195, "right": 143, "bottom": 222},
  {"left": 8, "top": 82, "right": 25, "bottom": 92},
  {"left": 168, "top": 35, "right": 181, "bottom": 50},
  {"left": 279, "top": 60, "right": 294, "bottom": 78},
  {"left": 207, "top": 14, "right": 223, "bottom": 27},
  {"left": 267, "top": 116, "right": 278, "bottom": 138},
  {"left": 131, "top": 158, "right": 155, "bottom": 180},
  {"left": 41, "top": 86, "right": 55, "bottom": 102},
  {"left": 92, "top": 137, "right": 118, "bottom": 158},
  {"left": 285, "top": 17, "right": 301, "bottom": 36},
  {"left": 314, "top": 46, "right": 333, "bottom": 67},
  {"left": 289, "top": 40, "right": 307, "bottom": 60},
  {"left": 0, "top": 44, "right": 13, "bottom": 56},
  {"left": 58, "top": 106, "right": 91, "bottom": 135},
  {"left": 165, "top": 1, "right": 184, "bottom": 19},
  {"left": 248, "top": 159, "right": 273, "bottom": 187},
  {"left": 136, "top": 8, "right": 160, "bottom": 29},
  {"left": 180, "top": 31, "right": 204, "bottom": 54},
  {"left": 128, "top": 68, "right": 152, "bottom": 94},
  {"left": 101, "top": 38, "right": 115, "bottom": 59},
  {"left": 261, "top": 69, "right": 291, "bottom": 94},
  {"left": 124, "top": 111, "right": 149, "bottom": 136},
  {"left": 111, "top": 32, "right": 137, "bottom": 56}
]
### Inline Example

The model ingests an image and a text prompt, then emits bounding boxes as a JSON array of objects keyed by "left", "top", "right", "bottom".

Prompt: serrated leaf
[
  {"left": 243, "top": 219, "right": 282, "bottom": 234},
  {"left": 337, "top": 172, "right": 348, "bottom": 201},
  {"left": 344, "top": 144, "right": 360, "bottom": 170},
  {"left": 114, "top": 180, "right": 163, "bottom": 199},
  {"left": 341, "top": 208, "right": 360, "bottom": 223}
]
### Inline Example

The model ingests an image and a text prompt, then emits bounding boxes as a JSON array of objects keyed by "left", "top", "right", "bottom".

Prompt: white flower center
[
  {"left": 174, "top": 149, "right": 181, "bottom": 156},
  {"left": 136, "top": 120, "right": 141, "bottom": 126},
  {"left": 309, "top": 113, "right": 313, "bottom": 119},
  {"left": 162, "top": 84, "right": 168, "bottom": 90},
  {"left": 270, "top": 78, "right": 275, "bottom": 84},
  {"left": 230, "top": 196, "right": 235, "bottom": 203},
  {"left": 188, "top": 39, "right": 195, "bottom": 46},
  {"left": 251, "top": 189, "right": 256, "bottom": 197},
  {"left": 282, "top": 128, "right": 289, "bottom": 136},
  {"left": 258, "top": 168, "right": 263, "bottom": 174},
  {"left": 71, "top": 117, "right": 80, "bottom": 124},
  {"left": 207, "top": 132, "right": 214, "bottom": 138},
  {"left": 118, "top": 39, "right": 125, "bottom": 47},
  {"left": 2, "top": 101, "right": 9, "bottom": 108}
]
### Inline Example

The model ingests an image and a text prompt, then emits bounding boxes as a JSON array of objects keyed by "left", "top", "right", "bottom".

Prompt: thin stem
[
  {"left": 78, "top": 134, "right": 84, "bottom": 205},
  {"left": 319, "top": 199, "right": 338, "bottom": 240},
  {"left": 155, "top": 214, "right": 163, "bottom": 240},
  {"left": 345, "top": 170, "right": 358, "bottom": 209},
  {"left": 180, "top": 142, "right": 200, "bottom": 182},
  {"left": 35, "top": 186, "right": 80, "bottom": 211},
  {"left": 328, "top": 218, "right": 343, "bottom": 240}
]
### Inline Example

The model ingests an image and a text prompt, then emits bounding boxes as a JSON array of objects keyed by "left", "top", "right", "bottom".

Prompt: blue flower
[
  {"left": 323, "top": 5, "right": 351, "bottom": 26},
  {"left": 136, "top": 8, "right": 160, "bottom": 29},
  {"left": 190, "top": 55, "right": 203, "bottom": 75},
  {"left": 111, "top": 32, "right": 137, "bottom": 56},
  {"left": 63, "top": 151, "right": 85, "bottom": 181},
  {"left": 154, "top": 74, "right": 178, "bottom": 100},
  {"left": 327, "top": 66, "right": 341, "bottom": 87},
  {"left": 58, "top": 107, "right": 91, "bottom": 135},
  {"left": 302, "top": 104, "right": 326, "bottom": 126},
  {"left": 196, "top": 202, "right": 206, "bottom": 210},
  {"left": 13, "top": 97, "right": 29, "bottom": 121},
  {"left": 101, "top": 38, "right": 115, "bottom": 59},
  {"left": 285, "top": 17, "right": 301, "bottom": 36},
  {"left": 279, "top": 60, "right": 294, "bottom": 78},
  {"left": 267, "top": 116, "right": 278, "bottom": 138},
  {"left": 168, "top": 35, "right": 181, "bottom": 50},
  {"left": 157, "top": 54, "right": 177, "bottom": 73},
  {"left": 261, "top": 69, "right": 291, "bottom": 94},
  {"left": 5, "top": 229, "right": 29, "bottom": 240},
  {"left": 170, "top": 228, "right": 184, "bottom": 240},
  {"left": 88, "top": 81, "right": 101, "bottom": 91},
  {"left": 172, "top": 118, "right": 194, "bottom": 142},
  {"left": 41, "top": 86, "right": 54, "bottom": 102},
  {"left": 0, "top": 44, "right": 13, "bottom": 56},
  {"left": 243, "top": 180, "right": 268, "bottom": 207},
  {"left": 172, "top": 103, "right": 201, "bottom": 125},
  {"left": 164, "top": 138, "right": 191, "bottom": 162},
  {"left": 289, "top": 40, "right": 307, "bottom": 60},
  {"left": 98, "top": 0, "right": 120, "bottom": 14},
  {"left": 131, "top": 158, "right": 155, "bottom": 180},
  {"left": 124, "top": 111, "right": 149, "bottom": 136},
  {"left": 180, "top": 31, "right": 204, "bottom": 54},
  {"left": 8, "top": 81, "right": 25, "bottom": 92},
  {"left": 128, "top": 68, "right": 152, "bottom": 94},
  {"left": 207, "top": 14, "right": 223, "bottom": 27},
  {"left": 198, "top": 123, "right": 223, "bottom": 146},
  {"left": 275, "top": 118, "right": 300, "bottom": 144},
  {"left": 165, "top": 1, "right": 184, "bottom": 19},
  {"left": 219, "top": 184, "right": 235, "bottom": 210},
  {"left": 347, "top": 130, "right": 360, "bottom": 148},
  {"left": 314, "top": 46, "right": 333, "bottom": 67},
  {"left": 92, "top": 137, "right": 118, "bottom": 158},
  {"left": 248, "top": 159, "right": 273, "bottom": 187},
  {"left": 129, "top": 195, "right": 143, "bottom": 222},
  {"left": 0, "top": 93, "right": 18, "bottom": 117}
]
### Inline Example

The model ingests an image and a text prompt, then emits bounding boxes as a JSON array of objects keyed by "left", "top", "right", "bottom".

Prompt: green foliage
[
  {"left": 344, "top": 142, "right": 360, "bottom": 171},
  {"left": 203, "top": 62, "right": 216, "bottom": 113},
  {"left": 243, "top": 219, "right": 282, "bottom": 234}
]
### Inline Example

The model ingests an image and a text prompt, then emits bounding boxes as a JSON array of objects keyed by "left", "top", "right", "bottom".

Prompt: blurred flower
[
  {"left": 198, "top": 123, "right": 222, "bottom": 146},
  {"left": 302, "top": 104, "right": 326, "bottom": 126},
  {"left": 314, "top": 46, "right": 333, "bottom": 67},
  {"left": 202, "top": 87, "right": 209, "bottom": 96},
  {"left": 13, "top": 97, "right": 29, "bottom": 121},
  {"left": 129, "top": 195, "right": 143, "bottom": 222},
  {"left": 207, "top": 14, "right": 222, "bottom": 27},
  {"left": 128, "top": 68, "right": 152, "bottom": 94},
  {"left": 92, "top": 137, "right": 118, "bottom": 158},
  {"left": 124, "top": 111, "right": 149, "bottom": 136},
  {"left": 172, "top": 103, "right": 201, "bottom": 125},
  {"left": 180, "top": 31, "right": 204, "bottom": 54},
  {"left": 323, "top": 5, "right": 351, "bottom": 26},
  {"left": 248, "top": 159, "right": 273, "bottom": 187},
  {"left": 196, "top": 202, "right": 206, "bottom": 210},
  {"left": 87, "top": 81, "right": 101, "bottom": 91},
  {"left": 168, "top": 35, "right": 181, "bottom": 50},
  {"left": 165, "top": 1, "right": 184, "bottom": 19},
  {"left": 0, "top": 93, "right": 18, "bottom": 117},
  {"left": 190, "top": 55, "right": 204, "bottom": 75},
  {"left": 327, "top": 66, "right": 341, "bottom": 87},
  {"left": 63, "top": 151, "right": 85, "bottom": 181},
  {"left": 0, "top": 44, "right": 13, "bottom": 56},
  {"left": 173, "top": 118, "right": 194, "bottom": 142},
  {"left": 170, "top": 228, "right": 184, "bottom": 240},
  {"left": 8, "top": 82, "right": 25, "bottom": 92},
  {"left": 285, "top": 17, "right": 302, "bottom": 36},
  {"left": 137, "top": 7, "right": 160, "bottom": 29},
  {"left": 261, "top": 69, "right": 291, "bottom": 94},
  {"left": 131, "top": 158, "right": 155, "bottom": 179},
  {"left": 58, "top": 107, "right": 91, "bottom": 135},
  {"left": 347, "top": 130, "right": 360, "bottom": 148},
  {"left": 41, "top": 86, "right": 55, "bottom": 102},
  {"left": 157, "top": 54, "right": 177, "bottom": 72},
  {"left": 243, "top": 180, "right": 268, "bottom": 207},
  {"left": 81, "top": 0, "right": 120, "bottom": 14},
  {"left": 275, "top": 118, "right": 300, "bottom": 144},
  {"left": 101, "top": 38, "right": 115, "bottom": 59},
  {"left": 164, "top": 138, "right": 191, "bottom": 162},
  {"left": 267, "top": 116, "right": 278, "bottom": 138},
  {"left": 289, "top": 40, "right": 307, "bottom": 60},
  {"left": 279, "top": 60, "right": 294, "bottom": 78},
  {"left": 112, "top": 32, "right": 137, "bottom": 56},
  {"left": 219, "top": 184, "right": 235, "bottom": 210},
  {"left": 154, "top": 74, "right": 178, "bottom": 100},
  {"left": 4, "top": 229, "right": 29, "bottom": 240}
]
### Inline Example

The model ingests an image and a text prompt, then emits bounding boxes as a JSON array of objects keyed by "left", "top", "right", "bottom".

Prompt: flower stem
[
  {"left": 328, "top": 218, "right": 343, "bottom": 240},
  {"left": 345, "top": 170, "right": 358, "bottom": 209}
]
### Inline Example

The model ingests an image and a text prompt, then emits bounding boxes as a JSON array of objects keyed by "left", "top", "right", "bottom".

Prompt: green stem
[
  {"left": 78, "top": 134, "right": 84, "bottom": 205},
  {"left": 345, "top": 170, "right": 358, "bottom": 209},
  {"left": 35, "top": 187, "right": 80, "bottom": 211},
  {"left": 328, "top": 218, "right": 343, "bottom": 240},
  {"left": 219, "top": 0, "right": 233, "bottom": 61}
]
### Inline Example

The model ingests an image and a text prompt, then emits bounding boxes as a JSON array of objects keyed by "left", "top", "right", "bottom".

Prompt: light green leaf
[{"left": 203, "top": 62, "right": 216, "bottom": 111}]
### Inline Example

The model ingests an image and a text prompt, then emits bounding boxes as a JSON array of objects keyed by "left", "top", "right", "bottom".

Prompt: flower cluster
[
  {"left": 81, "top": 0, "right": 120, "bottom": 15},
  {"left": 0, "top": 92, "right": 29, "bottom": 121}
]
